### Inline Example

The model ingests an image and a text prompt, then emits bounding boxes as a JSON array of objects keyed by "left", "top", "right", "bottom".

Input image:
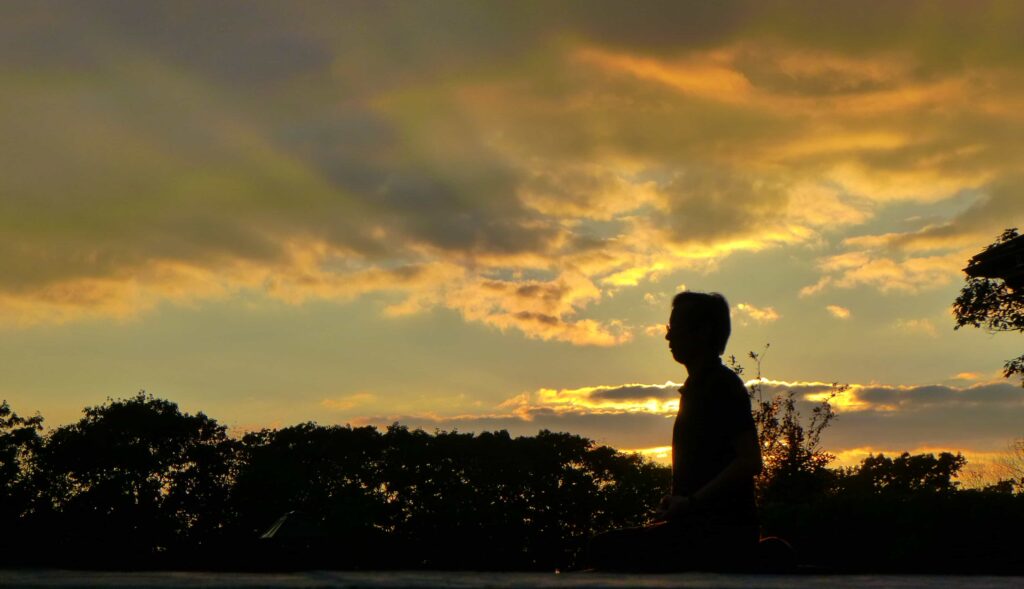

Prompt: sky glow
[{"left": 1, "top": 1, "right": 1022, "bottom": 466}]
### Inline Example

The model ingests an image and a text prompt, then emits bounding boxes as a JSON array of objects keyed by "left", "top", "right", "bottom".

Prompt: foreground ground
[{"left": 2, "top": 570, "right": 1024, "bottom": 589}]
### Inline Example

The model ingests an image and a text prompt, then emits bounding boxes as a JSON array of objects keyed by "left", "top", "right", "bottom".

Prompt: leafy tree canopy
[
  {"left": 837, "top": 452, "right": 967, "bottom": 497},
  {"left": 954, "top": 228, "right": 1024, "bottom": 384},
  {"left": 35, "top": 392, "right": 233, "bottom": 547},
  {"left": 0, "top": 400, "right": 43, "bottom": 520}
]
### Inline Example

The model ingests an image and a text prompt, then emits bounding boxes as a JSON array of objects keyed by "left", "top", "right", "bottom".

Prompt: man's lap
[{"left": 587, "top": 516, "right": 758, "bottom": 572}]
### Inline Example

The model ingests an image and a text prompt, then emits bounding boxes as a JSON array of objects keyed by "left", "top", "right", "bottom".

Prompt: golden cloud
[
  {"left": 953, "top": 372, "right": 983, "bottom": 382},
  {"left": 825, "top": 305, "right": 851, "bottom": 319},
  {"left": 734, "top": 303, "right": 781, "bottom": 325},
  {"left": 643, "top": 323, "right": 666, "bottom": 338},
  {"left": 321, "top": 393, "right": 377, "bottom": 411},
  {"left": 619, "top": 445, "right": 672, "bottom": 465},
  {"left": 498, "top": 382, "right": 681, "bottom": 417},
  {"left": 806, "top": 249, "right": 968, "bottom": 294}
]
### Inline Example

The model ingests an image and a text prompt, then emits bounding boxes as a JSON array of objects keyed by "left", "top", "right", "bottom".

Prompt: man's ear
[{"left": 697, "top": 322, "right": 715, "bottom": 348}]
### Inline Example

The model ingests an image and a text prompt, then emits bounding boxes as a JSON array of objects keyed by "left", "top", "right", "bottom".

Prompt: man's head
[{"left": 666, "top": 291, "right": 731, "bottom": 364}]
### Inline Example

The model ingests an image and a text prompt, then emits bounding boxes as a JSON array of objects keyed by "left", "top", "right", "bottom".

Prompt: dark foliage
[
  {"left": 25, "top": 393, "right": 234, "bottom": 565},
  {"left": 728, "top": 347, "right": 840, "bottom": 505},
  {"left": 954, "top": 228, "right": 1024, "bottom": 384},
  {"left": 3, "top": 391, "right": 1024, "bottom": 573},
  {"left": 760, "top": 451, "right": 1024, "bottom": 573},
  {"left": 0, "top": 401, "right": 43, "bottom": 535},
  {"left": 835, "top": 452, "right": 966, "bottom": 496},
  {"left": 0, "top": 394, "right": 669, "bottom": 571}
]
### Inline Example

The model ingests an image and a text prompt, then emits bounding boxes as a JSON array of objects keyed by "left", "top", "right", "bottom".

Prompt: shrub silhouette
[{"left": 728, "top": 346, "right": 842, "bottom": 505}]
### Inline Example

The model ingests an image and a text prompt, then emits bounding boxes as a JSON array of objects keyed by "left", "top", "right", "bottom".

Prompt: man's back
[{"left": 673, "top": 361, "right": 757, "bottom": 525}]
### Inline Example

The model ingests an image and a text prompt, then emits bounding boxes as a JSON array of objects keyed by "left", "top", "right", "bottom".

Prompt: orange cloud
[
  {"left": 573, "top": 46, "right": 754, "bottom": 105},
  {"left": 953, "top": 372, "right": 982, "bottom": 381},
  {"left": 572, "top": 41, "right": 983, "bottom": 122}
]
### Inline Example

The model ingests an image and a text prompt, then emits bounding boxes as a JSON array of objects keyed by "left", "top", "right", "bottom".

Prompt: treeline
[
  {"left": 0, "top": 394, "right": 666, "bottom": 570},
  {"left": 2, "top": 392, "right": 1024, "bottom": 572},
  {"left": 761, "top": 452, "right": 1024, "bottom": 573},
  {"left": 739, "top": 347, "right": 1024, "bottom": 573}
]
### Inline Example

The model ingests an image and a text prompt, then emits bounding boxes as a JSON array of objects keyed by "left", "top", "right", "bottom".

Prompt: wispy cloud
[
  {"left": 894, "top": 318, "right": 940, "bottom": 338},
  {"left": 322, "top": 393, "right": 377, "bottom": 411},
  {"left": 809, "top": 250, "right": 967, "bottom": 294},
  {"left": 826, "top": 305, "right": 851, "bottom": 319},
  {"left": 734, "top": 303, "right": 781, "bottom": 325}
]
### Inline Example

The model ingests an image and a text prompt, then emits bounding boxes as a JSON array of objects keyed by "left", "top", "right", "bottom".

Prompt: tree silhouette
[
  {"left": 5, "top": 391, "right": 1024, "bottom": 572},
  {"left": 33, "top": 392, "right": 233, "bottom": 559},
  {"left": 234, "top": 422, "right": 387, "bottom": 536},
  {"left": 226, "top": 421, "right": 670, "bottom": 569},
  {"left": 954, "top": 228, "right": 1024, "bottom": 385},
  {"left": 835, "top": 452, "right": 966, "bottom": 497},
  {"left": 0, "top": 400, "right": 43, "bottom": 555}
]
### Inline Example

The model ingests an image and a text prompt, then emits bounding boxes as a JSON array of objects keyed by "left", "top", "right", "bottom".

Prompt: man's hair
[{"left": 671, "top": 291, "right": 731, "bottom": 355}]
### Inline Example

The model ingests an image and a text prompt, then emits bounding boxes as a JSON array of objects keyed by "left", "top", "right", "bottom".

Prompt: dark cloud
[
  {"left": 826, "top": 401, "right": 1024, "bottom": 452},
  {"left": 88, "top": 1, "right": 335, "bottom": 86},
  {"left": 384, "top": 380, "right": 1024, "bottom": 454},
  {"left": 354, "top": 408, "right": 674, "bottom": 450},
  {"left": 512, "top": 312, "right": 560, "bottom": 327},
  {"left": 767, "top": 381, "right": 1024, "bottom": 451},
  {"left": 0, "top": 3, "right": 558, "bottom": 298},
  {"left": 662, "top": 166, "right": 790, "bottom": 244},
  {"left": 757, "top": 381, "right": 851, "bottom": 397},
  {"left": 856, "top": 382, "right": 1024, "bottom": 409},
  {"left": 351, "top": 380, "right": 1024, "bottom": 453},
  {"left": 588, "top": 384, "right": 678, "bottom": 402}
]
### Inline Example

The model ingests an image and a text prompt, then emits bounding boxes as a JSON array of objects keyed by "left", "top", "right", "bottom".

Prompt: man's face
[{"left": 665, "top": 309, "right": 703, "bottom": 365}]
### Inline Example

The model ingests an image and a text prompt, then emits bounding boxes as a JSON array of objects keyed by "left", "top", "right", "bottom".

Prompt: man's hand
[{"left": 653, "top": 494, "right": 691, "bottom": 521}]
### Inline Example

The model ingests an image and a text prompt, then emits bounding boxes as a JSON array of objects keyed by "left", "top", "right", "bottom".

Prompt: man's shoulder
[
  {"left": 712, "top": 362, "right": 755, "bottom": 428},
  {"left": 706, "top": 363, "right": 750, "bottom": 407},
  {"left": 712, "top": 361, "right": 746, "bottom": 389}
]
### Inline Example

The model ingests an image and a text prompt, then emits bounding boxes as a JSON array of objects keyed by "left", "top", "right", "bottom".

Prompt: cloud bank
[
  {"left": 3, "top": 1, "right": 1023, "bottom": 344},
  {"left": 349, "top": 377, "right": 1024, "bottom": 459}
]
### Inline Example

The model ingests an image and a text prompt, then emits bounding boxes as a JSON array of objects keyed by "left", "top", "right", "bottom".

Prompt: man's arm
[
  {"left": 692, "top": 428, "right": 762, "bottom": 504},
  {"left": 658, "top": 429, "right": 762, "bottom": 520}
]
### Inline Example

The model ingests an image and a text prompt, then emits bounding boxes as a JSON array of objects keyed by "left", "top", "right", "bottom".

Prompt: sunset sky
[{"left": 2, "top": 1, "right": 1022, "bottom": 468}]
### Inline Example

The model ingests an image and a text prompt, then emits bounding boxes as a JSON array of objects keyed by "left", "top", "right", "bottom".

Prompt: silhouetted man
[{"left": 588, "top": 291, "right": 763, "bottom": 571}]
